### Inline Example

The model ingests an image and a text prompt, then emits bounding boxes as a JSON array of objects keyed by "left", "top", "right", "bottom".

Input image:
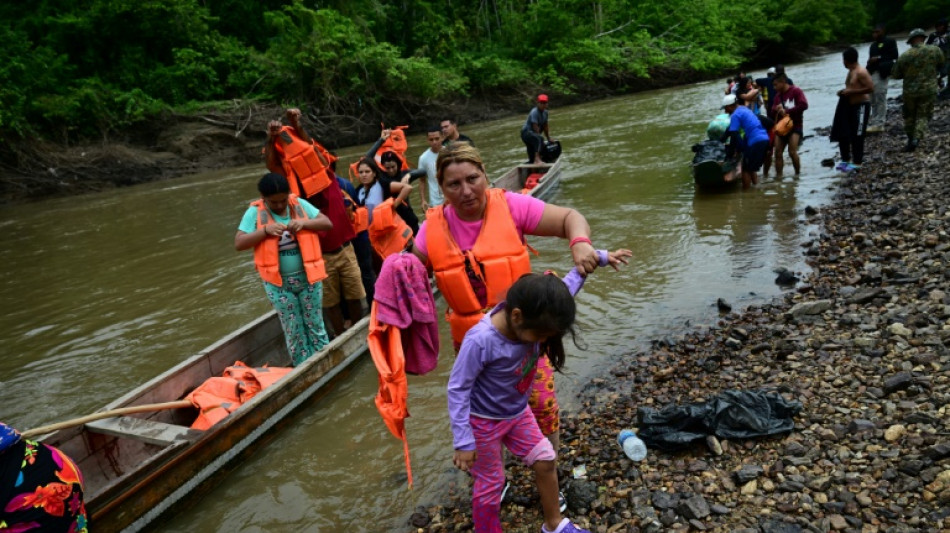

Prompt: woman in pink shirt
[{"left": 412, "top": 143, "right": 604, "bottom": 457}]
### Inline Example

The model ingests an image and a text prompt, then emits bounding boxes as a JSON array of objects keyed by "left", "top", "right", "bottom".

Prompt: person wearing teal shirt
[{"left": 235, "top": 173, "right": 333, "bottom": 364}]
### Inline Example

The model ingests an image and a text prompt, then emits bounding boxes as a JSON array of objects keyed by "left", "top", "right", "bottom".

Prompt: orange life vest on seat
[
  {"left": 274, "top": 126, "right": 332, "bottom": 197},
  {"left": 187, "top": 361, "right": 293, "bottom": 430},
  {"left": 368, "top": 198, "right": 413, "bottom": 260},
  {"left": 251, "top": 195, "right": 327, "bottom": 285},
  {"left": 425, "top": 188, "right": 532, "bottom": 344}
]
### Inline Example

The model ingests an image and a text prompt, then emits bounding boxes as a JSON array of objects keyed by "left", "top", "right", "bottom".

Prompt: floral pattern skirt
[
  {"left": 527, "top": 355, "right": 559, "bottom": 436},
  {"left": 0, "top": 434, "right": 88, "bottom": 533},
  {"left": 263, "top": 272, "right": 329, "bottom": 366}
]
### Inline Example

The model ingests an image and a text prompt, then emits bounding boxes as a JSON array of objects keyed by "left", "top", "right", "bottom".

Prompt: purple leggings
[{"left": 469, "top": 406, "right": 556, "bottom": 533}]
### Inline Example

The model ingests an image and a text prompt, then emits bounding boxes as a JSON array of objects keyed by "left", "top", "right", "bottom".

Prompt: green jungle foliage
[{"left": 0, "top": 0, "right": 940, "bottom": 143}]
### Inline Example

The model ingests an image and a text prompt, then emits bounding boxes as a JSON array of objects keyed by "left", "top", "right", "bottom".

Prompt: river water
[{"left": 0, "top": 45, "right": 903, "bottom": 530}]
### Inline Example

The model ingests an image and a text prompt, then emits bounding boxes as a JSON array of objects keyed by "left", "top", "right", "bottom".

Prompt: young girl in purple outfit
[{"left": 448, "top": 248, "right": 631, "bottom": 533}]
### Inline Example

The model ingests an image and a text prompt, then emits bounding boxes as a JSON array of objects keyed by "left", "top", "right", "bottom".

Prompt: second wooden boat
[{"left": 491, "top": 156, "right": 563, "bottom": 200}]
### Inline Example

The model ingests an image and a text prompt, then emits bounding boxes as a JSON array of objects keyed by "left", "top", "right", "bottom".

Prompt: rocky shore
[{"left": 414, "top": 100, "right": 950, "bottom": 532}]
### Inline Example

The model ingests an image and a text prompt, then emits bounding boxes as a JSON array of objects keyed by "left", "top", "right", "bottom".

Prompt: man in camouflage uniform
[{"left": 892, "top": 28, "right": 946, "bottom": 152}]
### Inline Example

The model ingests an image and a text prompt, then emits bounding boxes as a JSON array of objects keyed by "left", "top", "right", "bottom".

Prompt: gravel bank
[{"left": 414, "top": 98, "right": 950, "bottom": 533}]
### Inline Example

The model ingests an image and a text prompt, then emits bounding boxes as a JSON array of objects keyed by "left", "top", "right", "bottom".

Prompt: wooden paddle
[{"left": 20, "top": 400, "right": 194, "bottom": 439}]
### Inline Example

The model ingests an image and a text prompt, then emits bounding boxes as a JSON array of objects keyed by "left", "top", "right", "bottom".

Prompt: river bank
[
  {"left": 0, "top": 85, "right": 658, "bottom": 203},
  {"left": 416, "top": 100, "right": 950, "bottom": 532},
  {"left": 0, "top": 43, "right": 830, "bottom": 206}
]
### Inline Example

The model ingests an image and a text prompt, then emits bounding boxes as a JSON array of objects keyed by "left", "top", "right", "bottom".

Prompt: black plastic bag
[
  {"left": 636, "top": 390, "right": 802, "bottom": 451},
  {"left": 690, "top": 140, "right": 727, "bottom": 166}
]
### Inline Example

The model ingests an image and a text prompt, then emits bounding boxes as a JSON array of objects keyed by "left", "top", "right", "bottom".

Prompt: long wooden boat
[
  {"left": 491, "top": 157, "right": 562, "bottom": 200},
  {"left": 41, "top": 311, "right": 372, "bottom": 533},
  {"left": 36, "top": 156, "right": 564, "bottom": 533}
]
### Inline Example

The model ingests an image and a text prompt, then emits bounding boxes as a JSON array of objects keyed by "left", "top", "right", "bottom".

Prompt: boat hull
[{"left": 43, "top": 311, "right": 371, "bottom": 532}]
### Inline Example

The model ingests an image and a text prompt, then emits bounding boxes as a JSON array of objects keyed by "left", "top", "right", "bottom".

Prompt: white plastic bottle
[{"left": 617, "top": 429, "right": 647, "bottom": 461}]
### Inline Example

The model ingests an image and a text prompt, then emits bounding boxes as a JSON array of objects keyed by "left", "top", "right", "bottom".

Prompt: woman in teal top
[{"left": 235, "top": 173, "right": 333, "bottom": 365}]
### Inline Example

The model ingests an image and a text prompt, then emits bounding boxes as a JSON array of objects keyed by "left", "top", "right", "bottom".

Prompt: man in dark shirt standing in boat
[
  {"left": 521, "top": 94, "right": 553, "bottom": 164},
  {"left": 866, "top": 23, "right": 899, "bottom": 133},
  {"left": 440, "top": 117, "right": 474, "bottom": 146}
]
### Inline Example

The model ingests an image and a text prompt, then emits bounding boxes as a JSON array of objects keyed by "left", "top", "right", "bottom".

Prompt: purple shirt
[{"left": 447, "top": 250, "right": 609, "bottom": 450}]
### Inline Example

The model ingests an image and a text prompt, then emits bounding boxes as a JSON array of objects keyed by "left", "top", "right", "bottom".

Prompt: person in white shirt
[{"left": 418, "top": 125, "right": 444, "bottom": 211}]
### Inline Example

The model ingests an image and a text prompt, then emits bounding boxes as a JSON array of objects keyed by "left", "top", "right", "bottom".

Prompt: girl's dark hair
[
  {"left": 505, "top": 273, "right": 578, "bottom": 371},
  {"left": 379, "top": 151, "right": 401, "bottom": 174},
  {"left": 258, "top": 173, "right": 290, "bottom": 195}
]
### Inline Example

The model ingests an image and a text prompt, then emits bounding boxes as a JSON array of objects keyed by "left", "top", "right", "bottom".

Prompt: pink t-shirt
[{"left": 416, "top": 191, "right": 546, "bottom": 256}]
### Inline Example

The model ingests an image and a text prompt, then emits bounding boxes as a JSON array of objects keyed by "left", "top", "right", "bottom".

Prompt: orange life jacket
[
  {"left": 367, "top": 303, "right": 413, "bottom": 487},
  {"left": 347, "top": 125, "right": 410, "bottom": 180},
  {"left": 187, "top": 361, "right": 293, "bottom": 430},
  {"left": 275, "top": 126, "right": 332, "bottom": 197},
  {"left": 251, "top": 195, "right": 327, "bottom": 285},
  {"left": 341, "top": 188, "right": 369, "bottom": 234},
  {"left": 368, "top": 198, "right": 413, "bottom": 260},
  {"left": 425, "top": 188, "right": 532, "bottom": 344}
]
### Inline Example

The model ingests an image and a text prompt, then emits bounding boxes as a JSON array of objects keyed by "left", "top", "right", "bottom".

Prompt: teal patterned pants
[{"left": 263, "top": 272, "right": 329, "bottom": 365}]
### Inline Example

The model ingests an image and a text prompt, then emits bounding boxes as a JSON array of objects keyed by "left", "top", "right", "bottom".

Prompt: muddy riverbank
[
  {"left": 0, "top": 47, "right": 829, "bottom": 206},
  {"left": 416, "top": 100, "right": 950, "bottom": 532}
]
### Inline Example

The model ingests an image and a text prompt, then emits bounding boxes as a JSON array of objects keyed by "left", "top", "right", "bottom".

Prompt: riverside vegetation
[
  {"left": 414, "top": 99, "right": 950, "bottom": 532},
  {"left": 1, "top": 0, "right": 944, "bottom": 200}
]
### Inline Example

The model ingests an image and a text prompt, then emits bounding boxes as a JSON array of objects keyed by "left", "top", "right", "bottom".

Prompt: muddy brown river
[{"left": 0, "top": 44, "right": 906, "bottom": 531}]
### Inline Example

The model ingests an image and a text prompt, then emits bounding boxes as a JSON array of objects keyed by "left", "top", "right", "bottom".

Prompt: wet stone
[
  {"left": 759, "top": 519, "right": 803, "bottom": 533},
  {"left": 651, "top": 490, "right": 679, "bottom": 510},
  {"left": 565, "top": 480, "right": 598, "bottom": 513},
  {"left": 734, "top": 465, "right": 764, "bottom": 484},
  {"left": 789, "top": 299, "right": 832, "bottom": 317},
  {"left": 847, "top": 419, "right": 876, "bottom": 434},
  {"left": 676, "top": 494, "right": 710, "bottom": 520},
  {"left": 883, "top": 372, "right": 914, "bottom": 395},
  {"left": 710, "top": 504, "right": 730, "bottom": 515},
  {"left": 784, "top": 441, "right": 807, "bottom": 456}
]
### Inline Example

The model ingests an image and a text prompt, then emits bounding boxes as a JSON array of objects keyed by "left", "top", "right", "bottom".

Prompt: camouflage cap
[{"left": 906, "top": 28, "right": 927, "bottom": 43}]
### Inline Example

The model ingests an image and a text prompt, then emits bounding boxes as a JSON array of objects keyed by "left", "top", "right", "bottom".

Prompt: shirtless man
[{"left": 835, "top": 47, "right": 874, "bottom": 171}]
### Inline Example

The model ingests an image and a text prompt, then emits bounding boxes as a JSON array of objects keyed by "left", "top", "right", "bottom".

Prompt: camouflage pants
[{"left": 902, "top": 93, "right": 936, "bottom": 140}]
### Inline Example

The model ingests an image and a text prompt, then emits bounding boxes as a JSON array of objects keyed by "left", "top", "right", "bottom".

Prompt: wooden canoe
[
  {"left": 491, "top": 157, "right": 563, "bottom": 200},
  {"left": 39, "top": 311, "right": 372, "bottom": 533},
  {"left": 36, "top": 156, "right": 564, "bottom": 533}
]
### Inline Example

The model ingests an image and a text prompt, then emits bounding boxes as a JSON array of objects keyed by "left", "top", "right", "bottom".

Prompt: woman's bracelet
[{"left": 569, "top": 236, "right": 592, "bottom": 248}]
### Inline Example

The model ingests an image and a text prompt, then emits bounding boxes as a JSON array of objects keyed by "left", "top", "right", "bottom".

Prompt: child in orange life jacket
[{"left": 448, "top": 248, "right": 631, "bottom": 533}]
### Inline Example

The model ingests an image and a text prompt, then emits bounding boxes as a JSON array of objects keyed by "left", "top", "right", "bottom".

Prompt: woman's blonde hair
[{"left": 435, "top": 142, "right": 486, "bottom": 185}]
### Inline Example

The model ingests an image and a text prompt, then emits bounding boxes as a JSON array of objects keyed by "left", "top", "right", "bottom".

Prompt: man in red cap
[{"left": 521, "top": 94, "right": 553, "bottom": 164}]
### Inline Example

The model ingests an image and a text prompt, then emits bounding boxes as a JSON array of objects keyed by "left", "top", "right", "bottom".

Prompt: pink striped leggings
[{"left": 469, "top": 406, "right": 556, "bottom": 533}]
